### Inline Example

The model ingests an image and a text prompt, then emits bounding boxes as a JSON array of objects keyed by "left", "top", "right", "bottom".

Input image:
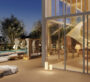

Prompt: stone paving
[{"left": 0, "top": 58, "right": 90, "bottom": 82}]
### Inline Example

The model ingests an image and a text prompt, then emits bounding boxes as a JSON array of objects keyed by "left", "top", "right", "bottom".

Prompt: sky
[{"left": 0, "top": 0, "right": 41, "bottom": 34}]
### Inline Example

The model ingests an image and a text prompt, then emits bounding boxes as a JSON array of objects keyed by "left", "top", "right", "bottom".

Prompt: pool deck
[{"left": 0, "top": 58, "right": 90, "bottom": 82}]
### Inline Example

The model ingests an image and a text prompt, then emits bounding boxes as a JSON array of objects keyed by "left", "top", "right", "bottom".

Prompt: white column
[
  {"left": 25, "top": 38, "right": 30, "bottom": 57},
  {"left": 45, "top": 0, "right": 47, "bottom": 17},
  {"left": 81, "top": 0, "right": 82, "bottom": 11},
  {"left": 42, "top": 0, "right": 47, "bottom": 65},
  {"left": 70, "top": 0, "right": 72, "bottom": 12},
  {"left": 88, "top": 0, "right": 90, "bottom": 11},
  {"left": 45, "top": 0, "right": 52, "bottom": 17},
  {"left": 70, "top": 0, "right": 72, "bottom": 23},
  {"left": 76, "top": 0, "right": 77, "bottom": 13}
]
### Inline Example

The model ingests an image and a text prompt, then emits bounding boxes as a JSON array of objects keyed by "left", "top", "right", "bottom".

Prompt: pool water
[{"left": 0, "top": 49, "right": 27, "bottom": 56}]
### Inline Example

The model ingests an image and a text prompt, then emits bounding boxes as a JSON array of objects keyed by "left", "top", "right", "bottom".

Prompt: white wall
[{"left": 45, "top": 0, "right": 52, "bottom": 17}]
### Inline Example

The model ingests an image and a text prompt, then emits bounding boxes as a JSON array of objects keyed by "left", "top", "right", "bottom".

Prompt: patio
[{"left": 0, "top": 58, "right": 90, "bottom": 82}]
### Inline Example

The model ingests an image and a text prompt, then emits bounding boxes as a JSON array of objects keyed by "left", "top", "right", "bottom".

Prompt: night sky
[{"left": 0, "top": 0, "right": 41, "bottom": 34}]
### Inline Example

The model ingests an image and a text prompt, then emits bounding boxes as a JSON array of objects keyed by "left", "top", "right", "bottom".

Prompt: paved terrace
[{"left": 0, "top": 58, "right": 90, "bottom": 82}]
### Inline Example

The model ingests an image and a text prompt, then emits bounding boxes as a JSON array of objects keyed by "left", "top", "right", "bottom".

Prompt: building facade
[{"left": 42, "top": 0, "right": 90, "bottom": 74}]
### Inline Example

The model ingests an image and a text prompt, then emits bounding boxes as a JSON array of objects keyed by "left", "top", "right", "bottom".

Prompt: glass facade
[
  {"left": 45, "top": 0, "right": 88, "bottom": 17},
  {"left": 42, "top": 0, "right": 90, "bottom": 74}
]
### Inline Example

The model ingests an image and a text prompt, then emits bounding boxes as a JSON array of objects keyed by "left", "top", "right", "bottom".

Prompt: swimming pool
[{"left": 0, "top": 49, "right": 27, "bottom": 56}]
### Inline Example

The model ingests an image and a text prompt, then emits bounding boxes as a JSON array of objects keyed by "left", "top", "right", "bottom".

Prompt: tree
[
  {"left": 1, "top": 15, "right": 25, "bottom": 44},
  {"left": 29, "top": 20, "right": 42, "bottom": 39},
  {"left": 51, "top": 24, "right": 73, "bottom": 43}
]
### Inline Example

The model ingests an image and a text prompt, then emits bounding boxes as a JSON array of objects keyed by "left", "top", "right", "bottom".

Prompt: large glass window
[
  {"left": 45, "top": 0, "right": 88, "bottom": 17},
  {"left": 44, "top": 0, "right": 90, "bottom": 74},
  {"left": 52, "top": 0, "right": 56, "bottom": 16},
  {"left": 66, "top": 16, "right": 83, "bottom": 72},
  {"left": 46, "top": 19, "right": 65, "bottom": 69},
  {"left": 59, "top": 0, "right": 63, "bottom": 15}
]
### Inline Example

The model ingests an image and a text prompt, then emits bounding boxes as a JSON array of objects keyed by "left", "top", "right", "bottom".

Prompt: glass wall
[
  {"left": 66, "top": 16, "right": 83, "bottom": 72},
  {"left": 45, "top": 14, "right": 90, "bottom": 73},
  {"left": 43, "top": 0, "right": 90, "bottom": 74},
  {"left": 45, "top": 0, "right": 88, "bottom": 17},
  {"left": 46, "top": 19, "right": 65, "bottom": 69}
]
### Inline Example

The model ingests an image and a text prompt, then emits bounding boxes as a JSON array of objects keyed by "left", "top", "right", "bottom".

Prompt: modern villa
[{"left": 42, "top": 0, "right": 90, "bottom": 74}]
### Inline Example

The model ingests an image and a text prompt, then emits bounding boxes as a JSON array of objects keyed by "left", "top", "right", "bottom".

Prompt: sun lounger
[
  {"left": 9, "top": 54, "right": 18, "bottom": 59},
  {"left": 0, "top": 65, "right": 18, "bottom": 76},
  {"left": 0, "top": 54, "right": 18, "bottom": 63},
  {"left": 0, "top": 57, "right": 9, "bottom": 63}
]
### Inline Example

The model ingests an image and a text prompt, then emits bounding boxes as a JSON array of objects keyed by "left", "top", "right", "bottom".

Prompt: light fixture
[
  {"left": 49, "top": 64, "right": 53, "bottom": 70},
  {"left": 23, "top": 56, "right": 29, "bottom": 60},
  {"left": 75, "top": 44, "right": 81, "bottom": 56},
  {"left": 45, "top": 62, "right": 48, "bottom": 70},
  {"left": 75, "top": 44, "right": 81, "bottom": 50}
]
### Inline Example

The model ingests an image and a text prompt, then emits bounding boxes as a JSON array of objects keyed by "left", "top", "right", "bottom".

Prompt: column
[
  {"left": 88, "top": 0, "right": 90, "bottom": 11},
  {"left": 81, "top": 0, "right": 82, "bottom": 11},
  {"left": 76, "top": 0, "right": 77, "bottom": 13},
  {"left": 25, "top": 38, "right": 31, "bottom": 59},
  {"left": 42, "top": 0, "right": 48, "bottom": 65},
  {"left": 45, "top": 0, "right": 52, "bottom": 17}
]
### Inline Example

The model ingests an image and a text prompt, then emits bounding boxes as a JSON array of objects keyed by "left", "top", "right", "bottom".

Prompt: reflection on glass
[
  {"left": 44, "top": 0, "right": 90, "bottom": 74},
  {"left": 66, "top": 16, "right": 83, "bottom": 72},
  {"left": 45, "top": 0, "right": 89, "bottom": 17},
  {"left": 47, "top": 19, "right": 64, "bottom": 69}
]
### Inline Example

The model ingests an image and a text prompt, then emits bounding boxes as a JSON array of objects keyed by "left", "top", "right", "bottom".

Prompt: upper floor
[{"left": 43, "top": 0, "right": 90, "bottom": 17}]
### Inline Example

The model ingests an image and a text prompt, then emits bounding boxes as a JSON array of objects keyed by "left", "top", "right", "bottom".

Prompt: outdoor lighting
[
  {"left": 45, "top": 62, "right": 48, "bottom": 70},
  {"left": 23, "top": 56, "right": 29, "bottom": 60},
  {"left": 61, "top": 45, "right": 64, "bottom": 49},
  {"left": 49, "top": 64, "right": 53, "bottom": 70},
  {"left": 75, "top": 44, "right": 81, "bottom": 56},
  {"left": 75, "top": 44, "right": 81, "bottom": 50},
  {"left": 39, "top": 43, "right": 41, "bottom": 46},
  {"left": 48, "top": 53, "right": 50, "bottom": 57},
  {"left": 13, "top": 45, "right": 15, "bottom": 49}
]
